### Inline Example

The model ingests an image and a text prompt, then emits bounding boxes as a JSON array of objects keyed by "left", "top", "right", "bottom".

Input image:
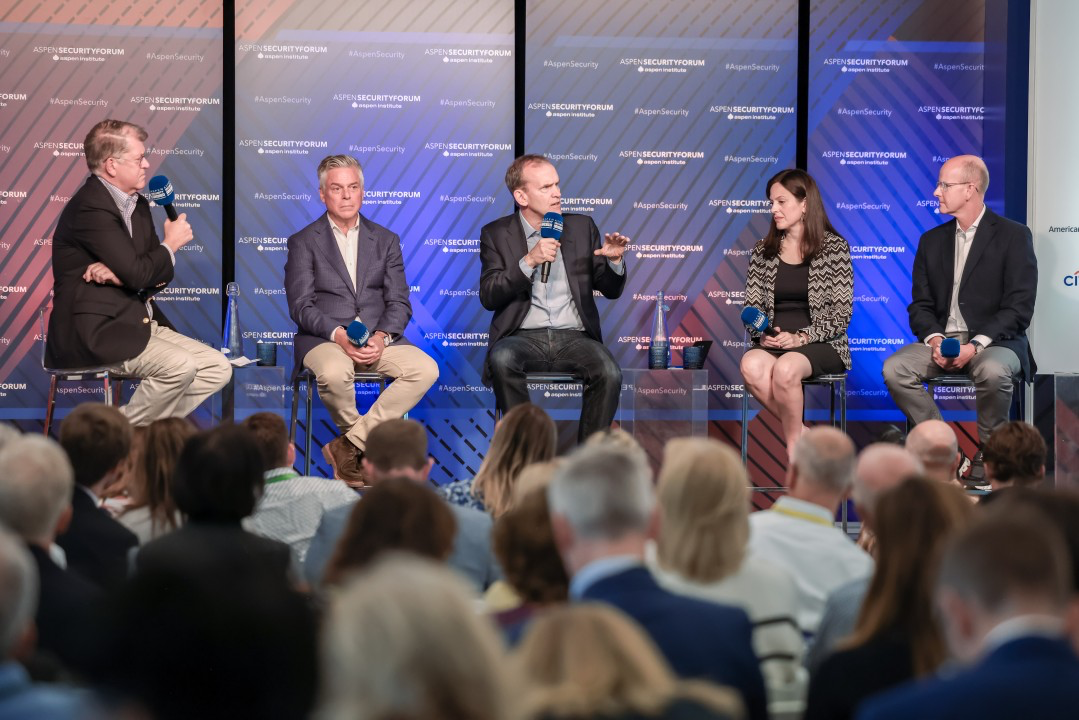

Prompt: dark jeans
[{"left": 489, "top": 328, "right": 621, "bottom": 443}]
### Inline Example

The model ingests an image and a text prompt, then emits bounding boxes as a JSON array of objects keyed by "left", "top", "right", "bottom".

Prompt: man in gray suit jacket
[{"left": 285, "top": 156, "right": 438, "bottom": 486}]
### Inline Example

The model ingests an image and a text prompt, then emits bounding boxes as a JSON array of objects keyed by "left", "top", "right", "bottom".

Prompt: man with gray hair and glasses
[
  {"left": 884, "top": 154, "right": 1037, "bottom": 485},
  {"left": 548, "top": 444, "right": 768, "bottom": 720},
  {"left": 748, "top": 427, "right": 872, "bottom": 635}
]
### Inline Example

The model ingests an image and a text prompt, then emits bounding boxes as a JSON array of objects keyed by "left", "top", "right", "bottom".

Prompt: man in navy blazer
[
  {"left": 884, "top": 155, "right": 1037, "bottom": 482},
  {"left": 285, "top": 155, "right": 438, "bottom": 486},
  {"left": 549, "top": 444, "right": 767, "bottom": 720},
  {"left": 480, "top": 155, "right": 630, "bottom": 442},
  {"left": 858, "top": 510, "right": 1079, "bottom": 720}
]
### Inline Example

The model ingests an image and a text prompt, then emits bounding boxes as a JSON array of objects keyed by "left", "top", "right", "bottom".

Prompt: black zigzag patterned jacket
[{"left": 743, "top": 231, "right": 853, "bottom": 370}]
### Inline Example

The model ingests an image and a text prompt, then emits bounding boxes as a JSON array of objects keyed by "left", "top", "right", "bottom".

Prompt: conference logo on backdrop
[
  {"left": 854, "top": 294, "right": 890, "bottom": 305},
  {"left": 130, "top": 96, "right": 221, "bottom": 113},
  {"left": 619, "top": 57, "right": 705, "bottom": 74},
  {"left": 0, "top": 283, "right": 27, "bottom": 300},
  {"left": 705, "top": 289, "right": 745, "bottom": 305},
  {"left": 146, "top": 50, "right": 204, "bottom": 63},
  {"left": 709, "top": 199, "right": 770, "bottom": 215},
  {"left": 243, "top": 330, "right": 296, "bottom": 347},
  {"left": 821, "top": 150, "right": 907, "bottom": 166},
  {"left": 33, "top": 45, "right": 124, "bottom": 63},
  {"left": 252, "top": 190, "right": 313, "bottom": 203},
  {"left": 1064, "top": 270, "right": 1079, "bottom": 288},
  {"left": 0, "top": 143, "right": 9, "bottom": 154},
  {"left": 436, "top": 191, "right": 494, "bottom": 205},
  {"left": 149, "top": 146, "right": 205, "bottom": 159},
  {"left": 528, "top": 101, "right": 614, "bottom": 119},
  {"left": 547, "top": 152, "right": 598, "bottom": 163},
  {"left": 237, "top": 42, "right": 329, "bottom": 61},
  {"left": 933, "top": 62, "right": 985, "bottom": 72},
  {"left": 725, "top": 62, "right": 780, "bottom": 73},
  {"left": 822, "top": 57, "right": 909, "bottom": 74},
  {"left": 709, "top": 104, "right": 794, "bottom": 121},
  {"left": 155, "top": 287, "right": 219, "bottom": 303},
  {"left": 440, "top": 97, "right": 496, "bottom": 110},
  {"left": 918, "top": 105, "right": 985, "bottom": 121},
  {"left": 438, "top": 288, "right": 478, "bottom": 298},
  {"left": 0, "top": 382, "right": 29, "bottom": 399},
  {"left": 424, "top": 141, "right": 511, "bottom": 159},
  {"left": 335, "top": 92, "right": 421, "bottom": 110},
  {"left": 619, "top": 149, "right": 704, "bottom": 166},
  {"left": 836, "top": 107, "right": 892, "bottom": 118},
  {"left": 347, "top": 49, "right": 404, "bottom": 61},
  {"left": 848, "top": 337, "right": 906, "bottom": 352},
  {"left": 238, "top": 138, "right": 329, "bottom": 156},
  {"left": 849, "top": 244, "right": 906, "bottom": 261},
  {"left": 0, "top": 189, "right": 27, "bottom": 206},
  {"left": 835, "top": 201, "right": 890, "bottom": 212},
  {"left": 617, "top": 333, "right": 703, "bottom": 351},
  {"left": 239, "top": 236, "right": 288, "bottom": 253},
  {"left": 424, "top": 47, "right": 511, "bottom": 65},
  {"left": 423, "top": 237, "right": 479, "bottom": 254},
  {"left": 632, "top": 242, "right": 704, "bottom": 260},
  {"left": 916, "top": 199, "right": 941, "bottom": 214},
  {"left": 562, "top": 196, "right": 613, "bottom": 213},
  {"left": 151, "top": 192, "right": 220, "bottom": 211},
  {"left": 423, "top": 331, "right": 488, "bottom": 348},
  {"left": 49, "top": 96, "right": 108, "bottom": 109},
  {"left": 366, "top": 189, "right": 423, "bottom": 206},
  {"left": 633, "top": 106, "right": 688, "bottom": 118},
  {"left": 0, "top": 91, "right": 27, "bottom": 108},
  {"left": 632, "top": 200, "right": 688, "bottom": 212},
  {"left": 722, "top": 153, "right": 779, "bottom": 165},
  {"left": 254, "top": 95, "right": 312, "bottom": 107},
  {"left": 540, "top": 58, "right": 599, "bottom": 71},
  {"left": 35, "top": 140, "right": 82, "bottom": 158}
]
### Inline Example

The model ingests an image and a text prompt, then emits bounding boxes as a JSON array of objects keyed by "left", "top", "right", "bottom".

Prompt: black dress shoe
[{"left": 963, "top": 450, "right": 987, "bottom": 487}]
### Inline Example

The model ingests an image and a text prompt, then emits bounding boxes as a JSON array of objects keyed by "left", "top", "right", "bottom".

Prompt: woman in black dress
[{"left": 741, "top": 169, "right": 853, "bottom": 460}]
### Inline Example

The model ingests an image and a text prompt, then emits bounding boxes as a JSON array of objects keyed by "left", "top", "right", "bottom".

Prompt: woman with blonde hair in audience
[
  {"left": 320, "top": 554, "right": 515, "bottom": 720},
  {"left": 514, "top": 603, "right": 742, "bottom": 720},
  {"left": 117, "top": 417, "right": 197, "bottom": 543},
  {"left": 804, "top": 477, "right": 975, "bottom": 720},
  {"left": 441, "top": 403, "right": 557, "bottom": 517},
  {"left": 648, "top": 437, "right": 806, "bottom": 715}
]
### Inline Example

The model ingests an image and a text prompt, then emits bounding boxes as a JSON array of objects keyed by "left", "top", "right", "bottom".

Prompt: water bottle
[
  {"left": 648, "top": 291, "right": 670, "bottom": 370},
  {"left": 223, "top": 282, "right": 243, "bottom": 357}
]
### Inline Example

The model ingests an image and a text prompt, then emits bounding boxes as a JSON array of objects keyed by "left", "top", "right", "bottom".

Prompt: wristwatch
[{"left": 970, "top": 340, "right": 984, "bottom": 354}]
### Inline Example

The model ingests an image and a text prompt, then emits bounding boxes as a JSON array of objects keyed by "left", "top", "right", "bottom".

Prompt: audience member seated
[
  {"left": 241, "top": 412, "right": 357, "bottom": 564},
  {"left": 321, "top": 478, "right": 456, "bottom": 588},
  {"left": 489, "top": 483, "right": 569, "bottom": 642},
  {"left": 647, "top": 437, "right": 807, "bottom": 714},
  {"left": 809, "top": 443, "right": 923, "bottom": 672},
  {"left": 87, "top": 541, "right": 317, "bottom": 720},
  {"left": 116, "top": 418, "right": 195, "bottom": 543},
  {"left": 0, "top": 435, "right": 100, "bottom": 676},
  {"left": 0, "top": 526, "right": 84, "bottom": 718},
  {"left": 136, "top": 424, "right": 292, "bottom": 583},
  {"left": 548, "top": 444, "right": 767, "bottom": 720},
  {"left": 514, "top": 603, "right": 742, "bottom": 720},
  {"left": 319, "top": 554, "right": 512, "bottom": 720},
  {"left": 805, "top": 478, "right": 974, "bottom": 720},
  {"left": 981, "top": 421, "right": 1046, "bottom": 491},
  {"left": 903, "top": 419, "right": 963, "bottom": 486},
  {"left": 304, "top": 419, "right": 501, "bottom": 591},
  {"left": 748, "top": 427, "right": 872, "bottom": 634},
  {"left": 56, "top": 403, "right": 138, "bottom": 589},
  {"left": 441, "top": 402, "right": 556, "bottom": 516},
  {"left": 859, "top": 510, "right": 1079, "bottom": 719}
]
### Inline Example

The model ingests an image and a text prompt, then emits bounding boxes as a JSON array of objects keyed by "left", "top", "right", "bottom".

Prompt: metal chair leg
[
  {"left": 304, "top": 375, "right": 314, "bottom": 476},
  {"left": 44, "top": 376, "right": 58, "bottom": 436}
]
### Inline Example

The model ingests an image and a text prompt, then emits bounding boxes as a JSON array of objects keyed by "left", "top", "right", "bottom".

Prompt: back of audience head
[
  {"left": 474, "top": 403, "right": 557, "bottom": 517},
  {"left": 0, "top": 422, "right": 19, "bottom": 451},
  {"left": 493, "top": 486, "right": 569, "bottom": 605},
  {"left": 514, "top": 603, "right": 741, "bottom": 720},
  {"left": 361, "top": 417, "right": 432, "bottom": 483},
  {"left": 937, "top": 509, "right": 1071, "bottom": 662},
  {"left": 125, "top": 417, "right": 196, "bottom": 531},
  {"left": 58, "top": 402, "right": 132, "bottom": 489},
  {"left": 904, "top": 420, "right": 961, "bottom": 483},
  {"left": 172, "top": 424, "right": 264, "bottom": 524},
  {"left": 0, "top": 435, "right": 74, "bottom": 546},
  {"left": 980, "top": 488, "right": 1079, "bottom": 595},
  {"left": 851, "top": 443, "right": 923, "bottom": 528},
  {"left": 848, "top": 477, "right": 975, "bottom": 674},
  {"left": 242, "top": 411, "right": 293, "bottom": 473},
  {"left": 322, "top": 478, "right": 456, "bottom": 587},
  {"left": 982, "top": 421, "right": 1046, "bottom": 490},
  {"left": 513, "top": 458, "right": 563, "bottom": 502},
  {"left": 789, "top": 427, "right": 856, "bottom": 504},
  {"left": 655, "top": 437, "right": 748, "bottom": 583},
  {"left": 584, "top": 427, "right": 649, "bottom": 467},
  {"left": 0, "top": 526, "right": 37, "bottom": 662},
  {"left": 321, "top": 554, "right": 511, "bottom": 720}
]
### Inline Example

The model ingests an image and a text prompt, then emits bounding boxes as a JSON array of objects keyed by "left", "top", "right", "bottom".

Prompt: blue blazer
[
  {"left": 858, "top": 635, "right": 1079, "bottom": 720},
  {"left": 581, "top": 566, "right": 768, "bottom": 720}
]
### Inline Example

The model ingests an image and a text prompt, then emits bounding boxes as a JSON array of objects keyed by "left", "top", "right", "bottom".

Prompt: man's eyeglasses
[
  {"left": 111, "top": 153, "right": 149, "bottom": 165},
  {"left": 935, "top": 180, "right": 974, "bottom": 191}
]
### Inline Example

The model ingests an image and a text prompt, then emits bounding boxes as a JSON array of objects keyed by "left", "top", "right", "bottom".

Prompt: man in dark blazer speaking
[
  {"left": 46, "top": 120, "right": 231, "bottom": 426},
  {"left": 285, "top": 155, "right": 437, "bottom": 487},
  {"left": 883, "top": 155, "right": 1037, "bottom": 481},
  {"left": 480, "top": 155, "right": 630, "bottom": 442}
]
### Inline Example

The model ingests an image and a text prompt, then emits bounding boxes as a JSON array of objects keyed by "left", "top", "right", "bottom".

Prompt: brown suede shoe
[{"left": 321, "top": 436, "right": 367, "bottom": 489}]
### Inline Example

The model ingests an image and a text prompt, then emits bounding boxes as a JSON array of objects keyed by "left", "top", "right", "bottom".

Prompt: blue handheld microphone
[
  {"left": 147, "top": 175, "right": 178, "bottom": 221},
  {"left": 940, "top": 337, "right": 961, "bottom": 358},
  {"left": 346, "top": 320, "right": 370, "bottom": 347},
  {"left": 539, "top": 211, "right": 563, "bottom": 284},
  {"left": 740, "top": 306, "right": 778, "bottom": 337}
]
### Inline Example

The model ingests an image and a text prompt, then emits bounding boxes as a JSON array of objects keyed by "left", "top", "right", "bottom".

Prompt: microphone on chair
[
  {"left": 346, "top": 320, "right": 370, "bottom": 347},
  {"left": 940, "top": 337, "right": 961, "bottom": 358},
  {"left": 740, "top": 306, "right": 779, "bottom": 337},
  {"left": 539, "top": 211, "right": 563, "bottom": 284}
]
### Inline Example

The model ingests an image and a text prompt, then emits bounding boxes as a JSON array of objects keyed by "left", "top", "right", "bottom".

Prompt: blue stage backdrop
[
  {"left": 234, "top": 0, "right": 514, "bottom": 481},
  {"left": 0, "top": 3, "right": 224, "bottom": 427},
  {"left": 807, "top": 0, "right": 1007, "bottom": 456},
  {"left": 525, "top": 0, "right": 799, "bottom": 487}
]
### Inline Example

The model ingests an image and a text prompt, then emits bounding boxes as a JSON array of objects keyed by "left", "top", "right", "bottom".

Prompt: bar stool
[
  {"left": 289, "top": 368, "right": 397, "bottom": 475},
  {"left": 494, "top": 372, "right": 583, "bottom": 420},
  {"left": 741, "top": 373, "right": 847, "bottom": 464}
]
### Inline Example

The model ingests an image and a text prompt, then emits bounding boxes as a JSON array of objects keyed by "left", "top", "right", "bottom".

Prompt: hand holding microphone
[
  {"left": 537, "top": 212, "right": 563, "bottom": 283},
  {"left": 337, "top": 320, "right": 385, "bottom": 365},
  {"left": 740, "top": 306, "right": 779, "bottom": 337},
  {"left": 148, "top": 175, "right": 193, "bottom": 252}
]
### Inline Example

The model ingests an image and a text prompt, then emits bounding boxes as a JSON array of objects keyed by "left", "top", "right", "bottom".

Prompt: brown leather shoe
[{"left": 321, "top": 436, "right": 367, "bottom": 489}]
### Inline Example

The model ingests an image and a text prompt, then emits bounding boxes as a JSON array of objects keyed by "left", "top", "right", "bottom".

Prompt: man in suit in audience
[
  {"left": 285, "top": 155, "right": 438, "bottom": 488},
  {"left": 548, "top": 444, "right": 767, "bottom": 720},
  {"left": 859, "top": 511, "right": 1079, "bottom": 719},
  {"left": 303, "top": 419, "right": 500, "bottom": 591},
  {"left": 748, "top": 427, "right": 873, "bottom": 635},
  {"left": 0, "top": 435, "right": 100, "bottom": 675},
  {"left": 56, "top": 403, "right": 139, "bottom": 590},
  {"left": 905, "top": 420, "right": 963, "bottom": 486},
  {"left": 883, "top": 155, "right": 1037, "bottom": 483}
]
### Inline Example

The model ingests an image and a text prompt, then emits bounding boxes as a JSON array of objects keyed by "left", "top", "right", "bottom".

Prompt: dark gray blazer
[{"left": 284, "top": 213, "right": 413, "bottom": 377}]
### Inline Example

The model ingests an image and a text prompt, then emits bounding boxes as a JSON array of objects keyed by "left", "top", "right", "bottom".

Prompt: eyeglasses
[
  {"left": 111, "top": 152, "right": 149, "bottom": 165},
  {"left": 935, "top": 180, "right": 974, "bottom": 191}
]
